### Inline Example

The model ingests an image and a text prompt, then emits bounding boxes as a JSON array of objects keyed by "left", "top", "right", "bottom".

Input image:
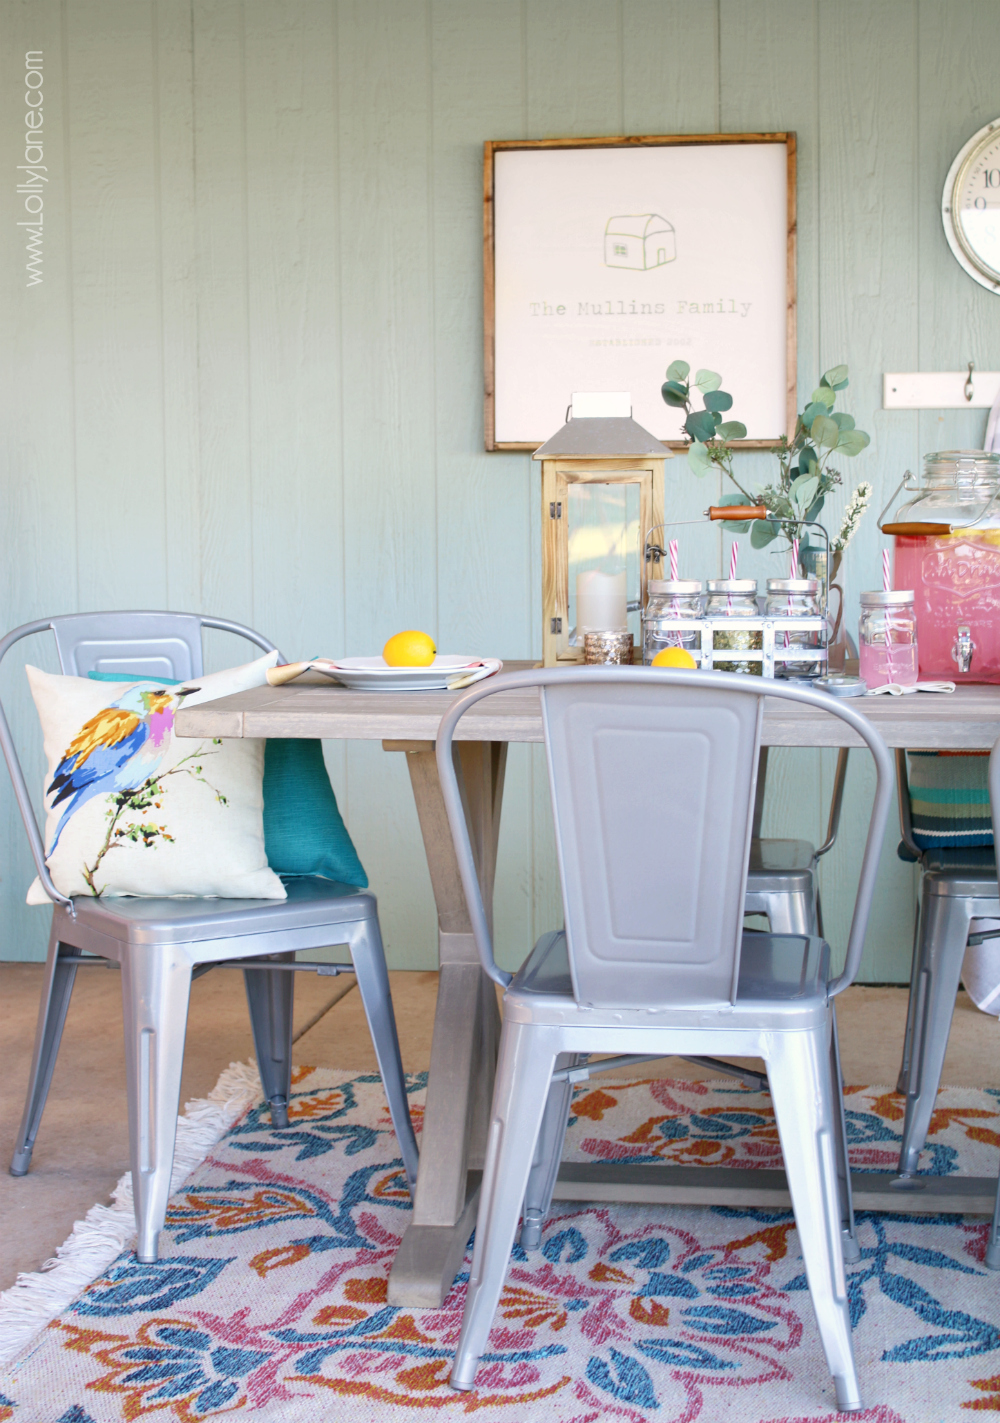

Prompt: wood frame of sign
[{"left": 483, "top": 133, "right": 797, "bottom": 453}]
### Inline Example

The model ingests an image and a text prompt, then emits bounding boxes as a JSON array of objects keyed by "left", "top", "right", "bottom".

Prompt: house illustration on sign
[{"left": 604, "top": 214, "right": 676, "bottom": 270}]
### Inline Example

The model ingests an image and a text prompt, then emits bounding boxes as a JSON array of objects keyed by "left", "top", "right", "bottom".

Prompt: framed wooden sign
[{"left": 484, "top": 134, "right": 796, "bottom": 452}]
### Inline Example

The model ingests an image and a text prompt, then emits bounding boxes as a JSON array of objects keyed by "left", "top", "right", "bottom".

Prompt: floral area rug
[{"left": 2, "top": 1068, "right": 1000, "bottom": 1423}]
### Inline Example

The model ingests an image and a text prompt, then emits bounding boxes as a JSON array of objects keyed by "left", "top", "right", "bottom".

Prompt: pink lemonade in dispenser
[{"left": 884, "top": 452, "right": 1000, "bottom": 684}]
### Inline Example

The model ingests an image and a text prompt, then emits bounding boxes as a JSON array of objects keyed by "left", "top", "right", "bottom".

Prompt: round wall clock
[{"left": 942, "top": 118, "right": 1000, "bottom": 292}]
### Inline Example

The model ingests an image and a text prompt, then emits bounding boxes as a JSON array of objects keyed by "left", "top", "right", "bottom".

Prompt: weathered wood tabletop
[
  {"left": 175, "top": 668, "right": 1000, "bottom": 1308},
  {"left": 177, "top": 666, "right": 1000, "bottom": 749}
]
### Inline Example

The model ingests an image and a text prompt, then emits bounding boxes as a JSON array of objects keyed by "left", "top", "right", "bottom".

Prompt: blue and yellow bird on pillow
[{"left": 47, "top": 686, "right": 178, "bottom": 852}]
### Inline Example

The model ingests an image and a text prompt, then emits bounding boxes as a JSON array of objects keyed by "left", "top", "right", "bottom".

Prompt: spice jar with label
[
  {"left": 643, "top": 579, "right": 704, "bottom": 664},
  {"left": 707, "top": 579, "right": 762, "bottom": 675},
  {"left": 766, "top": 578, "right": 822, "bottom": 679}
]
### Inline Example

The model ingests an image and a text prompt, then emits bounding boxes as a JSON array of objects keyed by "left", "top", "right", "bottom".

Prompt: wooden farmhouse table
[{"left": 176, "top": 668, "right": 1000, "bottom": 1307}]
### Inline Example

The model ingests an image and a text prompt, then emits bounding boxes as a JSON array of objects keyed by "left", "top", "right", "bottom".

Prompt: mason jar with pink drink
[
  {"left": 858, "top": 590, "right": 918, "bottom": 689},
  {"left": 882, "top": 451, "right": 1000, "bottom": 683}
]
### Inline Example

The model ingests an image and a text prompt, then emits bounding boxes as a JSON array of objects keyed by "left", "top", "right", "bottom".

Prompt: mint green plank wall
[{"left": 3, "top": 0, "right": 1000, "bottom": 977}]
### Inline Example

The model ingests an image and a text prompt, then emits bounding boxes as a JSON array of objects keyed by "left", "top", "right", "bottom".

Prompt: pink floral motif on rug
[{"left": 3, "top": 1069, "right": 1000, "bottom": 1422}]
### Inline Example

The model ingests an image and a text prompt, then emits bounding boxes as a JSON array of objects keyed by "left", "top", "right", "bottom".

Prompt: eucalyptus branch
[{"left": 660, "top": 360, "right": 872, "bottom": 558}]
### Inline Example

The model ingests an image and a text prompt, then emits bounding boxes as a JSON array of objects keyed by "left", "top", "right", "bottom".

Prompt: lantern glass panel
[{"left": 567, "top": 481, "right": 641, "bottom": 645}]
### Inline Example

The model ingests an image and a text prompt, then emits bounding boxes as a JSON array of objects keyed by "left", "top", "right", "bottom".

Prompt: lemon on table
[
  {"left": 383, "top": 630, "right": 437, "bottom": 667},
  {"left": 651, "top": 647, "right": 698, "bottom": 669}
]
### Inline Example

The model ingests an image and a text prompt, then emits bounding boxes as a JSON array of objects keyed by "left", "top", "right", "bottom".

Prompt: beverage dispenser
[{"left": 881, "top": 451, "right": 1000, "bottom": 683}]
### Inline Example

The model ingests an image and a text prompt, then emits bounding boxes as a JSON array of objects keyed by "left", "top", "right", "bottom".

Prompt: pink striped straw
[
  {"left": 882, "top": 549, "right": 894, "bottom": 680},
  {"left": 784, "top": 540, "right": 799, "bottom": 651},
  {"left": 667, "top": 539, "right": 681, "bottom": 644}
]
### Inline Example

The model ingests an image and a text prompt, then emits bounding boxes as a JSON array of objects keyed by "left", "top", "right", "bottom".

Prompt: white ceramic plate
[{"left": 316, "top": 656, "right": 503, "bottom": 692}]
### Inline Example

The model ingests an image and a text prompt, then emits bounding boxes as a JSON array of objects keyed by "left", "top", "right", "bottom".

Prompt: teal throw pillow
[{"left": 87, "top": 672, "right": 367, "bottom": 886}]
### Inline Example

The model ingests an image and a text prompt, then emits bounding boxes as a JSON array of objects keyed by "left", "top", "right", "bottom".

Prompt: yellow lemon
[
  {"left": 383, "top": 630, "right": 437, "bottom": 667},
  {"left": 651, "top": 646, "right": 698, "bottom": 669}
]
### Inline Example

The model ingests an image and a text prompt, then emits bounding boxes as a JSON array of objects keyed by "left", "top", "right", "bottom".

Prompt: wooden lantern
[{"left": 533, "top": 412, "right": 670, "bottom": 665}]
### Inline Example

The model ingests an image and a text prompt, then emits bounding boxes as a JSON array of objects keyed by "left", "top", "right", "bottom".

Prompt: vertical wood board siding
[{"left": 3, "top": 0, "right": 1000, "bottom": 978}]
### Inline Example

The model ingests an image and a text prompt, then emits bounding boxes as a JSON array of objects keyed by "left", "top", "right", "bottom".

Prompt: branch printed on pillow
[{"left": 81, "top": 743, "right": 228, "bottom": 896}]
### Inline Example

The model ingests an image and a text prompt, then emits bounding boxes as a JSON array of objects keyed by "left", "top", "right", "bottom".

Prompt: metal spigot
[{"left": 952, "top": 625, "right": 975, "bottom": 674}]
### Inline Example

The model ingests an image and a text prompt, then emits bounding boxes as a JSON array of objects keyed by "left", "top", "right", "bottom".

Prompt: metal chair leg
[
  {"left": 830, "top": 1004, "right": 859, "bottom": 1262},
  {"left": 520, "top": 1052, "right": 578, "bottom": 1249},
  {"left": 351, "top": 917, "right": 420, "bottom": 1192},
  {"left": 120, "top": 947, "right": 193, "bottom": 1263},
  {"left": 768, "top": 1021, "right": 862, "bottom": 1414},
  {"left": 450, "top": 1022, "right": 557, "bottom": 1392},
  {"left": 986, "top": 1168, "right": 1000, "bottom": 1270},
  {"left": 11, "top": 926, "right": 81, "bottom": 1176},
  {"left": 896, "top": 896, "right": 923, "bottom": 1095},
  {"left": 243, "top": 954, "right": 295, "bottom": 1128},
  {"left": 896, "top": 885, "right": 972, "bottom": 1179}
]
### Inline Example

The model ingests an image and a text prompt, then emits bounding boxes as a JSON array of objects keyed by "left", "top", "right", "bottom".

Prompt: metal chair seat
[
  {"left": 512, "top": 927, "right": 830, "bottom": 1030},
  {"left": 2, "top": 612, "right": 418, "bottom": 1265}
]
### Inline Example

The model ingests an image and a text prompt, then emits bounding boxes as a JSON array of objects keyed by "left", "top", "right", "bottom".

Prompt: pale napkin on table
[{"left": 865, "top": 681, "right": 956, "bottom": 696}]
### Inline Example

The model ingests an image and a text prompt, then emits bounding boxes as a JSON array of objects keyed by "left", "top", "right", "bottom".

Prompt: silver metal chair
[
  {"left": 746, "top": 746, "right": 850, "bottom": 935},
  {"left": 1, "top": 611, "right": 418, "bottom": 1263},
  {"left": 893, "top": 748, "right": 998, "bottom": 1182},
  {"left": 436, "top": 667, "right": 892, "bottom": 1414}
]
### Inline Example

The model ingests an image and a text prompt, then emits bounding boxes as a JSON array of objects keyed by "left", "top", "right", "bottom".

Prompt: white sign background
[{"left": 492, "top": 142, "right": 790, "bottom": 445}]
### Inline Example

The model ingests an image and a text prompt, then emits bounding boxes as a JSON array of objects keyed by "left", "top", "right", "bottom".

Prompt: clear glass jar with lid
[
  {"left": 888, "top": 451, "right": 1000, "bottom": 682},
  {"left": 706, "top": 578, "right": 762, "bottom": 675},
  {"left": 858, "top": 590, "right": 918, "bottom": 689},
  {"left": 642, "top": 579, "right": 704, "bottom": 663},
  {"left": 766, "top": 577, "right": 822, "bottom": 678}
]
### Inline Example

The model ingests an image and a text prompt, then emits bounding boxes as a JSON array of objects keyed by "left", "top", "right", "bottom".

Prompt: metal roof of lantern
[{"left": 532, "top": 415, "right": 673, "bottom": 460}]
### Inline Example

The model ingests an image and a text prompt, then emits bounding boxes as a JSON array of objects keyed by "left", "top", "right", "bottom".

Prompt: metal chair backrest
[
  {"left": 0, "top": 611, "right": 279, "bottom": 908},
  {"left": 542, "top": 677, "right": 761, "bottom": 1006},
  {"left": 436, "top": 667, "right": 894, "bottom": 1006}
]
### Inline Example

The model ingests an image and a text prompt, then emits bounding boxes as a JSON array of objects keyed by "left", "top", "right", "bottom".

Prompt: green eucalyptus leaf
[
  {"left": 802, "top": 401, "right": 828, "bottom": 426},
  {"left": 716, "top": 420, "right": 748, "bottom": 440},
  {"left": 830, "top": 412, "right": 855, "bottom": 431},
  {"left": 685, "top": 409, "right": 717, "bottom": 443},
  {"left": 667, "top": 359, "right": 690, "bottom": 382},
  {"left": 837, "top": 428, "right": 871, "bottom": 456},
  {"left": 811, "top": 414, "right": 840, "bottom": 450},
  {"left": 693, "top": 368, "right": 722, "bottom": 393},
  {"left": 805, "top": 496, "right": 825, "bottom": 523},
  {"left": 751, "top": 518, "right": 778, "bottom": 549},
  {"left": 823, "top": 363, "right": 849, "bottom": 390},
  {"left": 686, "top": 441, "right": 714, "bottom": 476},
  {"left": 718, "top": 491, "right": 751, "bottom": 505},
  {"left": 791, "top": 474, "right": 820, "bottom": 508},
  {"left": 661, "top": 380, "right": 688, "bottom": 407},
  {"left": 703, "top": 389, "right": 734, "bottom": 413},
  {"left": 799, "top": 444, "right": 818, "bottom": 472},
  {"left": 811, "top": 386, "right": 836, "bottom": 409}
]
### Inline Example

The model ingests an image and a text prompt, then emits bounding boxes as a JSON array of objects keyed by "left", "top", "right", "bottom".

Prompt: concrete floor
[{"left": 2, "top": 963, "right": 998, "bottom": 1292}]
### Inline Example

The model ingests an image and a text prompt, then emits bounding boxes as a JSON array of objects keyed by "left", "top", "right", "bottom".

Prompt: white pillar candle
[{"left": 577, "top": 569, "right": 627, "bottom": 633}]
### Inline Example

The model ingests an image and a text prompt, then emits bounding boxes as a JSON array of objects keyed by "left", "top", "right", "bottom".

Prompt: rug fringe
[{"left": 0, "top": 1058, "right": 263, "bottom": 1370}]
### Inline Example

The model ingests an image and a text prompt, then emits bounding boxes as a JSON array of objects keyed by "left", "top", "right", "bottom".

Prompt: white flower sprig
[{"left": 831, "top": 482, "right": 873, "bottom": 554}]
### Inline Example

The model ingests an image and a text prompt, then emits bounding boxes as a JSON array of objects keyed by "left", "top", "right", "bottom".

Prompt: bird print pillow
[{"left": 25, "top": 653, "right": 286, "bottom": 902}]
